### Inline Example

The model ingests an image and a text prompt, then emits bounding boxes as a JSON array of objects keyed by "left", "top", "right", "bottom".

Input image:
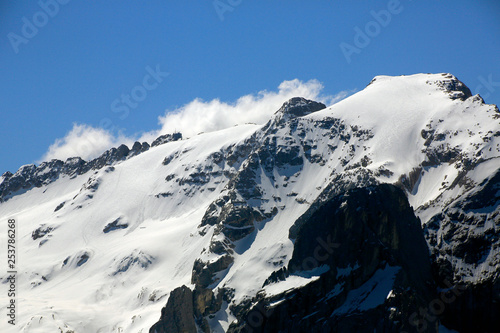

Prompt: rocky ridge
[{"left": 0, "top": 133, "right": 181, "bottom": 202}]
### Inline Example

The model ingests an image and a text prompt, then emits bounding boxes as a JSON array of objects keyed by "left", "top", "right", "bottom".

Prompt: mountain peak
[
  {"left": 272, "top": 97, "right": 326, "bottom": 123},
  {"left": 368, "top": 73, "right": 473, "bottom": 101}
]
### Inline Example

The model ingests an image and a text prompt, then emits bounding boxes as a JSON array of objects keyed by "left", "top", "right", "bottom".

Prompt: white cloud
[
  {"left": 40, "top": 79, "right": 350, "bottom": 163},
  {"left": 39, "top": 124, "right": 132, "bottom": 163},
  {"left": 146, "top": 79, "right": 348, "bottom": 141}
]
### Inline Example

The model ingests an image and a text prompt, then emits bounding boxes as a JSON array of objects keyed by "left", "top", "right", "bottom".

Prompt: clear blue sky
[{"left": 1, "top": 0, "right": 499, "bottom": 174}]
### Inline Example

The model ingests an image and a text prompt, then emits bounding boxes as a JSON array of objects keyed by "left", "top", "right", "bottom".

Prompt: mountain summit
[
  {"left": 271, "top": 97, "right": 326, "bottom": 123},
  {"left": 1, "top": 73, "right": 499, "bottom": 333}
]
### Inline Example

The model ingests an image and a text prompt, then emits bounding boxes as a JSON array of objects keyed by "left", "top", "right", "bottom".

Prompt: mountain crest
[
  {"left": 272, "top": 97, "right": 326, "bottom": 124},
  {"left": 0, "top": 132, "right": 182, "bottom": 202}
]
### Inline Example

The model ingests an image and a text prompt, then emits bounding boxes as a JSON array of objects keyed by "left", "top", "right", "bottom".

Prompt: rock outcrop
[
  {"left": 228, "top": 185, "right": 436, "bottom": 333},
  {"left": 425, "top": 168, "right": 500, "bottom": 332}
]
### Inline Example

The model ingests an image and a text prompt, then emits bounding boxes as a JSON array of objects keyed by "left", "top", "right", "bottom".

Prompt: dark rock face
[
  {"left": 112, "top": 251, "right": 154, "bottom": 276},
  {"left": 0, "top": 161, "right": 65, "bottom": 201},
  {"left": 103, "top": 217, "right": 129, "bottom": 233},
  {"left": 76, "top": 252, "right": 90, "bottom": 267},
  {"left": 191, "top": 256, "right": 234, "bottom": 289},
  {"left": 425, "top": 168, "right": 500, "bottom": 333},
  {"left": 439, "top": 279, "right": 500, "bottom": 333},
  {"left": 430, "top": 74, "right": 473, "bottom": 101},
  {"left": 32, "top": 225, "right": 56, "bottom": 241},
  {"left": 87, "top": 144, "right": 130, "bottom": 170},
  {"left": 54, "top": 201, "right": 66, "bottom": 212},
  {"left": 273, "top": 97, "right": 326, "bottom": 122},
  {"left": 150, "top": 286, "right": 197, "bottom": 333},
  {"left": 228, "top": 185, "right": 436, "bottom": 333},
  {"left": 290, "top": 185, "right": 431, "bottom": 282},
  {"left": 151, "top": 132, "right": 182, "bottom": 147},
  {"left": 150, "top": 285, "right": 223, "bottom": 333},
  {"left": 129, "top": 141, "right": 150, "bottom": 157}
]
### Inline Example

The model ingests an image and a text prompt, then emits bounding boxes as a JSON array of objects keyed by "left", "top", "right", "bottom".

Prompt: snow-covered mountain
[{"left": 1, "top": 73, "right": 499, "bottom": 332}]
